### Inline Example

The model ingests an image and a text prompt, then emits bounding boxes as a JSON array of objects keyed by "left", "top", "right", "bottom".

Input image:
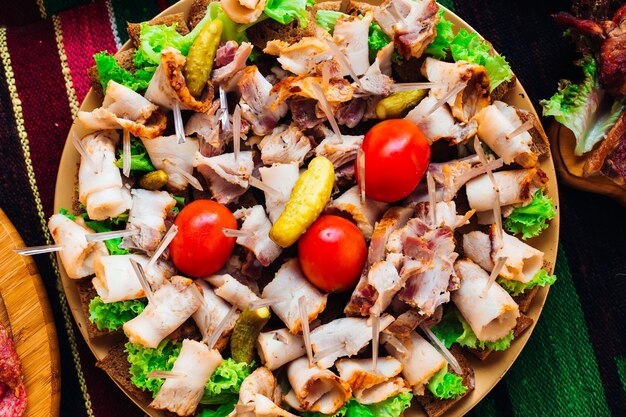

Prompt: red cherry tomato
[
  {"left": 170, "top": 199, "right": 237, "bottom": 278},
  {"left": 298, "top": 215, "right": 367, "bottom": 293},
  {"left": 356, "top": 119, "right": 430, "bottom": 202}
]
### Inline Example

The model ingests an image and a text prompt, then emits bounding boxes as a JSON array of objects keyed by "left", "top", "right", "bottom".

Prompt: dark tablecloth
[{"left": 0, "top": 0, "right": 624, "bottom": 416}]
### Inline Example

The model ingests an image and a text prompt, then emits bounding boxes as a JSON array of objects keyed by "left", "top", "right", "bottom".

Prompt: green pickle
[
  {"left": 376, "top": 89, "right": 427, "bottom": 119},
  {"left": 138, "top": 170, "right": 168, "bottom": 190},
  {"left": 230, "top": 307, "right": 271, "bottom": 363},
  {"left": 183, "top": 19, "right": 223, "bottom": 98}
]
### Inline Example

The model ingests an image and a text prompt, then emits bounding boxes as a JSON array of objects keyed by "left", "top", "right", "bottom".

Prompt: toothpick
[
  {"left": 383, "top": 333, "right": 408, "bottom": 355},
  {"left": 13, "top": 244, "right": 63, "bottom": 256},
  {"left": 323, "top": 38, "right": 362, "bottom": 87},
  {"left": 248, "top": 297, "right": 280, "bottom": 311},
  {"left": 129, "top": 258, "right": 155, "bottom": 304},
  {"left": 420, "top": 324, "right": 462, "bottom": 374},
  {"left": 371, "top": 313, "right": 380, "bottom": 371},
  {"left": 72, "top": 132, "right": 101, "bottom": 174},
  {"left": 427, "top": 172, "right": 438, "bottom": 227},
  {"left": 311, "top": 83, "right": 342, "bottom": 141},
  {"left": 145, "top": 224, "right": 178, "bottom": 272},
  {"left": 233, "top": 104, "right": 241, "bottom": 162},
  {"left": 299, "top": 296, "right": 314, "bottom": 367},
  {"left": 473, "top": 137, "right": 503, "bottom": 242},
  {"left": 221, "top": 227, "right": 252, "bottom": 238},
  {"left": 163, "top": 159, "right": 204, "bottom": 191},
  {"left": 482, "top": 256, "right": 508, "bottom": 296},
  {"left": 173, "top": 102, "right": 186, "bottom": 144},
  {"left": 146, "top": 370, "right": 185, "bottom": 379},
  {"left": 122, "top": 129, "right": 131, "bottom": 177},
  {"left": 357, "top": 148, "right": 366, "bottom": 204},
  {"left": 506, "top": 120, "right": 534, "bottom": 139},
  {"left": 390, "top": 82, "right": 442, "bottom": 93},
  {"left": 219, "top": 86, "right": 230, "bottom": 132},
  {"left": 85, "top": 229, "right": 139, "bottom": 242},
  {"left": 321, "top": 62, "right": 331, "bottom": 89},
  {"left": 426, "top": 83, "right": 466, "bottom": 117},
  {"left": 249, "top": 176, "right": 281, "bottom": 198},
  {"left": 207, "top": 305, "right": 238, "bottom": 350}
]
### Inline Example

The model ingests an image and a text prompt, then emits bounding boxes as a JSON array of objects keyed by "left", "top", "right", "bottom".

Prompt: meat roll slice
[
  {"left": 235, "top": 367, "right": 295, "bottom": 417},
  {"left": 150, "top": 340, "right": 223, "bottom": 416},
  {"left": 124, "top": 189, "right": 176, "bottom": 252},
  {"left": 142, "top": 135, "right": 199, "bottom": 192},
  {"left": 205, "top": 274, "right": 260, "bottom": 311},
  {"left": 406, "top": 95, "right": 478, "bottom": 145},
  {"left": 258, "top": 125, "right": 311, "bottom": 166},
  {"left": 327, "top": 185, "right": 388, "bottom": 239},
  {"left": 256, "top": 328, "right": 306, "bottom": 371},
  {"left": 259, "top": 163, "right": 300, "bottom": 223},
  {"left": 194, "top": 151, "right": 254, "bottom": 205},
  {"left": 238, "top": 65, "right": 288, "bottom": 135},
  {"left": 212, "top": 41, "right": 253, "bottom": 84},
  {"left": 233, "top": 205, "right": 282, "bottom": 266},
  {"left": 48, "top": 214, "right": 108, "bottom": 279},
  {"left": 452, "top": 259, "right": 520, "bottom": 342},
  {"left": 336, "top": 357, "right": 408, "bottom": 404},
  {"left": 192, "top": 280, "right": 238, "bottom": 350},
  {"left": 333, "top": 13, "right": 373, "bottom": 76},
  {"left": 264, "top": 37, "right": 332, "bottom": 76}
]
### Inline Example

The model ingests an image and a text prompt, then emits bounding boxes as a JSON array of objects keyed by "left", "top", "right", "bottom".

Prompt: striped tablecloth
[{"left": 0, "top": 0, "right": 624, "bottom": 416}]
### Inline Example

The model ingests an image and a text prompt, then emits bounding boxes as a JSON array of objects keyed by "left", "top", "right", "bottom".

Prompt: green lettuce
[
  {"left": 84, "top": 218, "right": 130, "bottom": 255},
  {"left": 504, "top": 189, "right": 556, "bottom": 239},
  {"left": 315, "top": 10, "right": 347, "bottom": 33},
  {"left": 424, "top": 10, "right": 454, "bottom": 59},
  {"left": 302, "top": 393, "right": 413, "bottom": 417},
  {"left": 498, "top": 269, "right": 557, "bottom": 297},
  {"left": 197, "top": 399, "right": 237, "bottom": 417},
  {"left": 88, "top": 297, "right": 146, "bottom": 331},
  {"left": 265, "top": 0, "right": 309, "bottom": 27},
  {"left": 427, "top": 367, "right": 467, "bottom": 400},
  {"left": 115, "top": 136, "right": 155, "bottom": 172},
  {"left": 368, "top": 22, "right": 391, "bottom": 61},
  {"left": 126, "top": 340, "right": 182, "bottom": 397},
  {"left": 449, "top": 28, "right": 514, "bottom": 91},
  {"left": 206, "top": 2, "right": 248, "bottom": 44},
  {"left": 201, "top": 359, "right": 254, "bottom": 405},
  {"left": 432, "top": 308, "right": 514, "bottom": 351},
  {"left": 541, "top": 55, "right": 624, "bottom": 155},
  {"left": 93, "top": 52, "right": 152, "bottom": 93}
]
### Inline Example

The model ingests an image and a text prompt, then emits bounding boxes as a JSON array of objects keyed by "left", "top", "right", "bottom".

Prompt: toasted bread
[
  {"left": 514, "top": 285, "right": 540, "bottom": 314},
  {"left": 75, "top": 278, "right": 120, "bottom": 340},
  {"left": 127, "top": 13, "right": 190, "bottom": 48},
  {"left": 188, "top": 0, "right": 214, "bottom": 29},
  {"left": 490, "top": 77, "right": 517, "bottom": 102},
  {"left": 468, "top": 313, "right": 534, "bottom": 360},
  {"left": 517, "top": 107, "right": 550, "bottom": 157},
  {"left": 87, "top": 48, "right": 137, "bottom": 98},
  {"left": 416, "top": 345, "right": 475, "bottom": 417}
]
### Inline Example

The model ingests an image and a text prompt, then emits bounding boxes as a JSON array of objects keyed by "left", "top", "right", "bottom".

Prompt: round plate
[
  {"left": 0, "top": 209, "right": 60, "bottom": 417},
  {"left": 53, "top": 1, "right": 560, "bottom": 416}
]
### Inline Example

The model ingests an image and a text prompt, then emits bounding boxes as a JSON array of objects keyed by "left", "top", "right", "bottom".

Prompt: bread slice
[
  {"left": 490, "top": 77, "right": 517, "bottom": 102},
  {"left": 75, "top": 278, "right": 119, "bottom": 340},
  {"left": 468, "top": 313, "right": 534, "bottom": 360},
  {"left": 87, "top": 48, "right": 137, "bottom": 98},
  {"left": 188, "top": 0, "right": 214, "bottom": 29},
  {"left": 514, "top": 285, "right": 540, "bottom": 314},
  {"left": 127, "top": 13, "right": 190, "bottom": 48},
  {"left": 416, "top": 345, "right": 475, "bottom": 417}
]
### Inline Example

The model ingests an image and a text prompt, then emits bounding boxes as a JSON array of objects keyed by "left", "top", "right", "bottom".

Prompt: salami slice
[{"left": 0, "top": 323, "right": 26, "bottom": 417}]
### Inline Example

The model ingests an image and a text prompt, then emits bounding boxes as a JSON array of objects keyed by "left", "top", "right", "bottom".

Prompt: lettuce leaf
[
  {"left": 498, "top": 269, "right": 557, "bottom": 297},
  {"left": 449, "top": 28, "right": 513, "bottom": 91},
  {"left": 368, "top": 22, "right": 391, "bottom": 61},
  {"left": 265, "top": 0, "right": 309, "bottom": 27},
  {"left": 504, "top": 189, "right": 556, "bottom": 239},
  {"left": 84, "top": 218, "right": 130, "bottom": 255},
  {"left": 197, "top": 399, "right": 237, "bottom": 417},
  {"left": 424, "top": 10, "right": 454, "bottom": 59},
  {"left": 88, "top": 297, "right": 146, "bottom": 331},
  {"left": 93, "top": 52, "right": 152, "bottom": 93},
  {"left": 115, "top": 136, "right": 155, "bottom": 172},
  {"left": 201, "top": 359, "right": 254, "bottom": 405},
  {"left": 315, "top": 10, "right": 347, "bottom": 33},
  {"left": 126, "top": 340, "right": 182, "bottom": 397},
  {"left": 205, "top": 2, "right": 248, "bottom": 44},
  {"left": 432, "top": 308, "right": 514, "bottom": 351},
  {"left": 541, "top": 55, "right": 624, "bottom": 155},
  {"left": 427, "top": 367, "right": 467, "bottom": 400},
  {"left": 302, "top": 393, "right": 413, "bottom": 417}
]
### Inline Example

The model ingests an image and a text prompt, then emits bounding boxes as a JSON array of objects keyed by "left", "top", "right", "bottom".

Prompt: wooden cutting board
[{"left": 0, "top": 209, "right": 60, "bottom": 417}]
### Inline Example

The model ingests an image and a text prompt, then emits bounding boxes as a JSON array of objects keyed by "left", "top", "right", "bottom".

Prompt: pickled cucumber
[
  {"left": 138, "top": 170, "right": 168, "bottom": 190},
  {"left": 230, "top": 307, "right": 270, "bottom": 363},
  {"left": 183, "top": 19, "right": 223, "bottom": 98},
  {"left": 269, "top": 156, "right": 335, "bottom": 248},
  {"left": 376, "top": 89, "right": 427, "bottom": 119}
]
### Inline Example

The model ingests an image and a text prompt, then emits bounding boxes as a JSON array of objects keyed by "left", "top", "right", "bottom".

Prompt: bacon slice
[
  {"left": 124, "top": 189, "right": 176, "bottom": 253},
  {"left": 336, "top": 357, "right": 407, "bottom": 404},
  {"left": 142, "top": 135, "right": 200, "bottom": 192},
  {"left": 238, "top": 66, "right": 288, "bottom": 135},
  {"left": 233, "top": 205, "right": 282, "bottom": 266},
  {"left": 327, "top": 185, "right": 388, "bottom": 239},
  {"left": 192, "top": 280, "right": 237, "bottom": 351},
  {"left": 257, "top": 329, "right": 306, "bottom": 371},
  {"left": 194, "top": 151, "right": 254, "bottom": 204},
  {"left": 258, "top": 125, "right": 312, "bottom": 166},
  {"left": 205, "top": 274, "right": 260, "bottom": 311}
]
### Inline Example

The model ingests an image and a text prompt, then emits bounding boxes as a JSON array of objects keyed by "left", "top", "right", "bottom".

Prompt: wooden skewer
[
  {"left": 299, "top": 295, "right": 314, "bottom": 367},
  {"left": 473, "top": 137, "right": 503, "bottom": 243},
  {"left": 233, "top": 104, "right": 242, "bottom": 163},
  {"left": 163, "top": 159, "right": 204, "bottom": 191},
  {"left": 13, "top": 244, "right": 63, "bottom": 256},
  {"left": 311, "top": 83, "right": 342, "bottom": 141},
  {"left": 427, "top": 172, "right": 438, "bottom": 227},
  {"left": 390, "top": 82, "right": 442, "bottom": 93},
  {"left": 249, "top": 176, "right": 281, "bottom": 198},
  {"left": 323, "top": 38, "right": 362, "bottom": 87},
  {"left": 420, "top": 324, "right": 463, "bottom": 375},
  {"left": 72, "top": 132, "right": 101, "bottom": 174},
  {"left": 426, "top": 82, "right": 466, "bottom": 117},
  {"left": 173, "top": 102, "right": 186, "bottom": 144},
  {"left": 321, "top": 62, "right": 331, "bottom": 89},
  {"left": 482, "top": 256, "right": 508, "bottom": 295},
  {"left": 146, "top": 370, "right": 185, "bottom": 379},
  {"left": 371, "top": 313, "right": 380, "bottom": 371},
  {"left": 85, "top": 229, "right": 139, "bottom": 243},
  {"left": 248, "top": 297, "right": 280, "bottom": 311},
  {"left": 357, "top": 149, "right": 366, "bottom": 204},
  {"left": 122, "top": 129, "right": 131, "bottom": 177},
  {"left": 145, "top": 224, "right": 178, "bottom": 272},
  {"left": 221, "top": 227, "right": 252, "bottom": 239},
  {"left": 207, "top": 305, "right": 238, "bottom": 350},
  {"left": 219, "top": 86, "right": 230, "bottom": 132},
  {"left": 129, "top": 258, "right": 155, "bottom": 305},
  {"left": 382, "top": 333, "right": 408, "bottom": 355},
  {"left": 506, "top": 120, "right": 534, "bottom": 139}
]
